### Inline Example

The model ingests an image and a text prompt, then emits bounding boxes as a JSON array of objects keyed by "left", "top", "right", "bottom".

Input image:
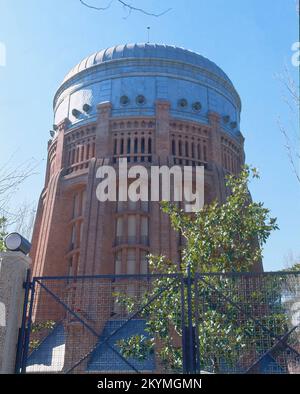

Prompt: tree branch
[
  {"left": 277, "top": 64, "right": 300, "bottom": 185},
  {"left": 79, "top": 0, "right": 113, "bottom": 11},
  {"left": 80, "top": 0, "right": 172, "bottom": 17},
  {"left": 278, "top": 120, "right": 300, "bottom": 184}
]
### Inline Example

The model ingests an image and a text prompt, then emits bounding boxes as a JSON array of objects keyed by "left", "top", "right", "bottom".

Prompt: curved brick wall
[{"left": 31, "top": 43, "right": 246, "bottom": 283}]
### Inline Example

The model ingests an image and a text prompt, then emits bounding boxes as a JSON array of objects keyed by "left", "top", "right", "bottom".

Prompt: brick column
[
  {"left": 95, "top": 101, "right": 112, "bottom": 159},
  {"left": 208, "top": 111, "right": 222, "bottom": 166},
  {"left": 150, "top": 101, "right": 174, "bottom": 258},
  {"left": 54, "top": 118, "right": 69, "bottom": 172},
  {"left": 155, "top": 100, "right": 170, "bottom": 165}
]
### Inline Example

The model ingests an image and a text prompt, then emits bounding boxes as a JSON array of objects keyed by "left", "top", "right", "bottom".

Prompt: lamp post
[{"left": 4, "top": 233, "right": 31, "bottom": 255}]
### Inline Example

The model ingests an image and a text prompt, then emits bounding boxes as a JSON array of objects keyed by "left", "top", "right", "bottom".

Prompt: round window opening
[
  {"left": 192, "top": 101, "right": 202, "bottom": 112},
  {"left": 136, "top": 95, "right": 146, "bottom": 105},
  {"left": 72, "top": 108, "right": 81, "bottom": 118},
  {"left": 178, "top": 98, "right": 188, "bottom": 108},
  {"left": 120, "top": 95, "right": 130, "bottom": 106},
  {"left": 83, "top": 103, "right": 91, "bottom": 113}
]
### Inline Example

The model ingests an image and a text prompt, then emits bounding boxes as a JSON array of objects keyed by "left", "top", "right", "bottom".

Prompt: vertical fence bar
[
  {"left": 15, "top": 269, "right": 31, "bottom": 374},
  {"left": 21, "top": 278, "right": 36, "bottom": 374},
  {"left": 194, "top": 273, "right": 201, "bottom": 374},
  {"left": 180, "top": 273, "right": 187, "bottom": 373},
  {"left": 186, "top": 265, "right": 195, "bottom": 373}
]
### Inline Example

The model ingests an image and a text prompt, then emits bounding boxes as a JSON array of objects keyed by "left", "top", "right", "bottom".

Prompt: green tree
[{"left": 115, "top": 167, "right": 284, "bottom": 373}]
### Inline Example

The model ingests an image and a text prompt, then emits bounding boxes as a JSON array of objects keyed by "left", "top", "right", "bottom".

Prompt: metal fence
[{"left": 16, "top": 271, "right": 300, "bottom": 374}]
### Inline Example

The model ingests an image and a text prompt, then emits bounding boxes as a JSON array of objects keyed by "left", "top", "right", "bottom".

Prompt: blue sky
[{"left": 0, "top": 0, "right": 299, "bottom": 270}]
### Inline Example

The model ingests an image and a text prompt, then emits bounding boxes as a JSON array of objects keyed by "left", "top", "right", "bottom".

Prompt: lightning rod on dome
[{"left": 147, "top": 27, "right": 150, "bottom": 43}]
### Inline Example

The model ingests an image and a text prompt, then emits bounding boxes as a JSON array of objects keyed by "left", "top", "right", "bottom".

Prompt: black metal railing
[{"left": 16, "top": 270, "right": 300, "bottom": 374}]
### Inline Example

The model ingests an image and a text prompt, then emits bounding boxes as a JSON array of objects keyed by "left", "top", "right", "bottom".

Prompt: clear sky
[{"left": 0, "top": 0, "right": 299, "bottom": 270}]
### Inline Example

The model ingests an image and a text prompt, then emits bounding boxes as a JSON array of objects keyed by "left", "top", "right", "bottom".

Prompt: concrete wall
[{"left": 0, "top": 251, "right": 30, "bottom": 374}]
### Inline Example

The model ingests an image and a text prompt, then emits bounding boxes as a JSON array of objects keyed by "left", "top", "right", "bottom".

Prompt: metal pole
[
  {"left": 180, "top": 274, "right": 187, "bottom": 373},
  {"left": 186, "top": 264, "right": 194, "bottom": 373},
  {"left": 21, "top": 278, "right": 36, "bottom": 374},
  {"left": 15, "top": 269, "right": 31, "bottom": 373},
  {"left": 194, "top": 273, "right": 201, "bottom": 373}
]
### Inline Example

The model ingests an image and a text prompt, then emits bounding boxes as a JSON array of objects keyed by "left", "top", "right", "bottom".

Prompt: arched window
[
  {"left": 141, "top": 216, "right": 149, "bottom": 246},
  {"left": 128, "top": 215, "right": 137, "bottom": 244},
  {"left": 134, "top": 138, "right": 138, "bottom": 154},
  {"left": 67, "top": 189, "right": 86, "bottom": 276},
  {"left": 141, "top": 137, "right": 145, "bottom": 162},
  {"left": 127, "top": 249, "right": 136, "bottom": 274},
  {"left": 178, "top": 140, "right": 182, "bottom": 156},
  {"left": 148, "top": 138, "right": 152, "bottom": 154},
  {"left": 141, "top": 137, "right": 145, "bottom": 154},
  {"left": 185, "top": 141, "right": 189, "bottom": 157},
  {"left": 86, "top": 144, "right": 90, "bottom": 160},
  {"left": 197, "top": 144, "right": 201, "bottom": 160},
  {"left": 134, "top": 138, "right": 138, "bottom": 162},
  {"left": 127, "top": 138, "right": 131, "bottom": 154},
  {"left": 140, "top": 250, "right": 148, "bottom": 275},
  {"left": 116, "top": 217, "right": 124, "bottom": 245},
  {"left": 203, "top": 144, "right": 207, "bottom": 162},
  {"left": 172, "top": 140, "right": 176, "bottom": 155},
  {"left": 120, "top": 139, "right": 124, "bottom": 155},
  {"left": 71, "top": 149, "right": 75, "bottom": 164},
  {"left": 115, "top": 251, "right": 122, "bottom": 275}
]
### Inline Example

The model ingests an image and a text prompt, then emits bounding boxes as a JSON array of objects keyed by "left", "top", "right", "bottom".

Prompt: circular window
[
  {"left": 83, "top": 103, "right": 91, "bottom": 113},
  {"left": 72, "top": 108, "right": 81, "bottom": 118},
  {"left": 178, "top": 98, "right": 188, "bottom": 108},
  {"left": 223, "top": 115, "right": 230, "bottom": 124},
  {"left": 136, "top": 95, "right": 146, "bottom": 105},
  {"left": 230, "top": 121, "right": 237, "bottom": 129},
  {"left": 120, "top": 95, "right": 130, "bottom": 106},
  {"left": 192, "top": 101, "right": 202, "bottom": 112}
]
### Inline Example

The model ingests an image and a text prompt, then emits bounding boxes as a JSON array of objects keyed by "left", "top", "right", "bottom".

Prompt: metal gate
[
  {"left": 16, "top": 271, "right": 300, "bottom": 374},
  {"left": 194, "top": 271, "right": 300, "bottom": 373}
]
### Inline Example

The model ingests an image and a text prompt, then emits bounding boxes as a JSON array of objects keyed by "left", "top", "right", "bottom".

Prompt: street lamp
[{"left": 4, "top": 233, "right": 31, "bottom": 255}]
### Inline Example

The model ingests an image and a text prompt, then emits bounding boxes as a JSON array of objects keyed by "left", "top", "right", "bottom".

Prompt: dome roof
[{"left": 61, "top": 43, "right": 233, "bottom": 87}]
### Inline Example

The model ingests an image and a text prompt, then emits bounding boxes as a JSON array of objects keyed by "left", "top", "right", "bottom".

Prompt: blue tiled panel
[
  {"left": 258, "top": 354, "right": 284, "bottom": 374},
  {"left": 87, "top": 319, "right": 155, "bottom": 372},
  {"left": 53, "top": 43, "right": 242, "bottom": 140},
  {"left": 26, "top": 319, "right": 155, "bottom": 373},
  {"left": 26, "top": 324, "right": 65, "bottom": 370}
]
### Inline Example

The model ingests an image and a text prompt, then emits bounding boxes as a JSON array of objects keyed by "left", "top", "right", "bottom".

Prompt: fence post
[
  {"left": 15, "top": 269, "right": 31, "bottom": 373},
  {"left": 184, "top": 264, "right": 197, "bottom": 373},
  {"left": 21, "top": 278, "right": 36, "bottom": 374},
  {"left": 0, "top": 251, "right": 31, "bottom": 374}
]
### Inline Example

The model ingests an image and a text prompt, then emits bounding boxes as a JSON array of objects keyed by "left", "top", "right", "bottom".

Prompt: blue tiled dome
[
  {"left": 54, "top": 43, "right": 241, "bottom": 137},
  {"left": 62, "top": 43, "right": 233, "bottom": 87}
]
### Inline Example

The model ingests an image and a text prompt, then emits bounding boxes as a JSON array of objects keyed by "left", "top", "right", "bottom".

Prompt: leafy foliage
[
  {"left": 115, "top": 167, "right": 287, "bottom": 373},
  {"left": 29, "top": 320, "right": 56, "bottom": 351},
  {"left": 163, "top": 166, "right": 278, "bottom": 273}
]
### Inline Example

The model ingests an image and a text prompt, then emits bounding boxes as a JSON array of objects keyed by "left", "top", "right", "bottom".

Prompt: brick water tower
[{"left": 31, "top": 43, "right": 245, "bottom": 283}]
